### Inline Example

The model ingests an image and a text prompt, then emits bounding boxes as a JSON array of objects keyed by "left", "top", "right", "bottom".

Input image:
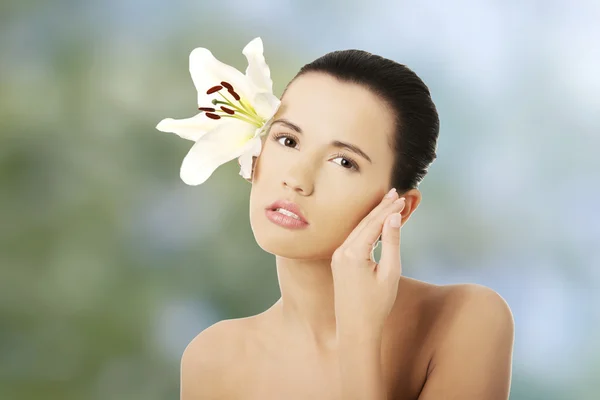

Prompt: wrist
[{"left": 336, "top": 326, "right": 383, "bottom": 347}]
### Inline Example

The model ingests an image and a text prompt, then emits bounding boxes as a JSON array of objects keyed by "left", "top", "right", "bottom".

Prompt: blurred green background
[{"left": 1, "top": 1, "right": 599, "bottom": 399}]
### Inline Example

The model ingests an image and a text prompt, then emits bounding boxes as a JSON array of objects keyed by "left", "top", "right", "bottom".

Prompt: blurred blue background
[{"left": 1, "top": 0, "right": 598, "bottom": 399}]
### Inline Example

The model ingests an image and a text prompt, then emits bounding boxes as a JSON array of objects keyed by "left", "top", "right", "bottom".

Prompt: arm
[
  {"left": 337, "top": 333, "right": 387, "bottom": 400},
  {"left": 331, "top": 190, "right": 408, "bottom": 400},
  {"left": 418, "top": 285, "right": 515, "bottom": 400}
]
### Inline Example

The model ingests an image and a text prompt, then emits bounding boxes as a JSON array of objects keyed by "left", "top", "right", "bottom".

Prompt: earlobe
[{"left": 398, "top": 188, "right": 421, "bottom": 223}]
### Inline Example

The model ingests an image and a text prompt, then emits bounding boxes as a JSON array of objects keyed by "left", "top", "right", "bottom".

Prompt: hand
[{"left": 331, "top": 188, "right": 406, "bottom": 339}]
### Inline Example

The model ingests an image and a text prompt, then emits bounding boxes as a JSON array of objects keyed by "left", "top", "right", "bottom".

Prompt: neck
[{"left": 272, "top": 255, "right": 338, "bottom": 353}]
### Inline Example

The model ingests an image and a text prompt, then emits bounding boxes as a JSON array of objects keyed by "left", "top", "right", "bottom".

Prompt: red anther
[
  {"left": 228, "top": 89, "right": 240, "bottom": 101},
  {"left": 206, "top": 85, "right": 223, "bottom": 94},
  {"left": 199, "top": 107, "right": 216, "bottom": 112},
  {"left": 205, "top": 113, "right": 221, "bottom": 119},
  {"left": 220, "top": 81, "right": 233, "bottom": 90},
  {"left": 220, "top": 106, "right": 235, "bottom": 115}
]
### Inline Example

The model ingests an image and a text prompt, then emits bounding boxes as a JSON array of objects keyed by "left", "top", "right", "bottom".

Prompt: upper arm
[
  {"left": 180, "top": 320, "right": 237, "bottom": 400},
  {"left": 418, "top": 284, "right": 515, "bottom": 400}
]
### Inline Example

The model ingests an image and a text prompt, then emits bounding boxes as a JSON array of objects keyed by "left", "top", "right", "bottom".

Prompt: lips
[{"left": 265, "top": 199, "right": 309, "bottom": 224}]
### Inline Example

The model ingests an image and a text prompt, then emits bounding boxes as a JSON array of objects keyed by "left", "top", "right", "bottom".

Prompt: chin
[
  {"left": 250, "top": 212, "right": 326, "bottom": 259},
  {"left": 256, "top": 238, "right": 310, "bottom": 258},
  {"left": 250, "top": 219, "right": 304, "bottom": 257}
]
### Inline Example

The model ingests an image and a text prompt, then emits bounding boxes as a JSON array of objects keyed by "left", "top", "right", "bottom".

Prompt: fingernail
[
  {"left": 393, "top": 197, "right": 405, "bottom": 205},
  {"left": 384, "top": 188, "right": 397, "bottom": 199},
  {"left": 390, "top": 213, "right": 402, "bottom": 228}
]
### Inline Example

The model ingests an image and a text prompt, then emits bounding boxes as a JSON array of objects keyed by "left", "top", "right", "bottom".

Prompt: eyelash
[{"left": 271, "top": 132, "right": 360, "bottom": 171}]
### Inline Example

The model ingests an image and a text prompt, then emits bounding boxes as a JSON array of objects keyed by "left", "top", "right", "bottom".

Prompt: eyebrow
[{"left": 270, "top": 118, "right": 372, "bottom": 164}]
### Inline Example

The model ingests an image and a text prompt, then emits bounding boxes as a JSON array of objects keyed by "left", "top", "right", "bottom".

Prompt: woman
[{"left": 160, "top": 39, "right": 515, "bottom": 400}]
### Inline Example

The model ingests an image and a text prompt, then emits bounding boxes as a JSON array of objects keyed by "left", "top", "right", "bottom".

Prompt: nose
[{"left": 282, "top": 159, "right": 314, "bottom": 196}]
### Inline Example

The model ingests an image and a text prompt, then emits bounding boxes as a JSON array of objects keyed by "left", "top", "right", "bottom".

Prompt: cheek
[
  {"left": 253, "top": 143, "right": 280, "bottom": 178},
  {"left": 319, "top": 196, "right": 372, "bottom": 237}
]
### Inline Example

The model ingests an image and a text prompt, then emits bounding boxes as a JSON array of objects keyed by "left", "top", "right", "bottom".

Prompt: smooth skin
[
  {"left": 333, "top": 190, "right": 406, "bottom": 337},
  {"left": 181, "top": 72, "right": 514, "bottom": 399}
]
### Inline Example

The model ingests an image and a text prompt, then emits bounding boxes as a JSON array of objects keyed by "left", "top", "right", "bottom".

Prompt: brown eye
[
  {"left": 331, "top": 153, "right": 359, "bottom": 171},
  {"left": 280, "top": 137, "right": 296, "bottom": 147},
  {"left": 272, "top": 133, "right": 298, "bottom": 148},
  {"left": 332, "top": 157, "right": 352, "bottom": 169}
]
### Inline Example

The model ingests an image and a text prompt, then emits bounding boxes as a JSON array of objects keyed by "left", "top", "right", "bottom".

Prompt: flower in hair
[{"left": 156, "top": 37, "right": 281, "bottom": 185}]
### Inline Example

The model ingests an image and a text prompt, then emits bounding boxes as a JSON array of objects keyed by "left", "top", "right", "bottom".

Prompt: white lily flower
[{"left": 156, "top": 37, "right": 281, "bottom": 185}]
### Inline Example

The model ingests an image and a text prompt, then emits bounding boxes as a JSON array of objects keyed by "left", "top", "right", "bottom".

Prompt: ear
[{"left": 397, "top": 188, "right": 421, "bottom": 224}]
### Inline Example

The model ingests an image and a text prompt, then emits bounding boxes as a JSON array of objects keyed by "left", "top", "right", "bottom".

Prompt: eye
[
  {"left": 271, "top": 132, "right": 360, "bottom": 172},
  {"left": 272, "top": 133, "right": 298, "bottom": 148},
  {"left": 331, "top": 153, "right": 359, "bottom": 171}
]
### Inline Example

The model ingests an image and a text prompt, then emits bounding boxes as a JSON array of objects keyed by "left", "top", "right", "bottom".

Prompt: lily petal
[
  {"left": 238, "top": 136, "right": 263, "bottom": 180},
  {"left": 180, "top": 119, "right": 257, "bottom": 186},
  {"left": 242, "top": 37, "right": 273, "bottom": 94},
  {"left": 189, "top": 47, "right": 255, "bottom": 109},
  {"left": 156, "top": 112, "right": 220, "bottom": 141},
  {"left": 252, "top": 92, "right": 281, "bottom": 125}
]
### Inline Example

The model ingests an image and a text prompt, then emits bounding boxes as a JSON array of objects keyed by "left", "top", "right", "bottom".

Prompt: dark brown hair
[{"left": 282, "top": 49, "right": 440, "bottom": 192}]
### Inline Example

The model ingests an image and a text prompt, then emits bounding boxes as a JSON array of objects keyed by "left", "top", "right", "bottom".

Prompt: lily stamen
[
  {"left": 201, "top": 98, "right": 259, "bottom": 126},
  {"left": 227, "top": 89, "right": 241, "bottom": 101},
  {"left": 198, "top": 81, "right": 268, "bottom": 129},
  {"left": 221, "top": 114, "right": 261, "bottom": 126},
  {"left": 212, "top": 96, "right": 249, "bottom": 116},
  {"left": 197, "top": 86, "right": 258, "bottom": 125},
  {"left": 220, "top": 81, "right": 241, "bottom": 100},
  {"left": 215, "top": 91, "right": 262, "bottom": 126},
  {"left": 206, "top": 85, "right": 223, "bottom": 94},
  {"left": 220, "top": 81, "right": 234, "bottom": 90}
]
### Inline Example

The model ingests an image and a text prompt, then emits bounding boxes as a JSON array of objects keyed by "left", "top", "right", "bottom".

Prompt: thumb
[{"left": 378, "top": 212, "right": 403, "bottom": 280}]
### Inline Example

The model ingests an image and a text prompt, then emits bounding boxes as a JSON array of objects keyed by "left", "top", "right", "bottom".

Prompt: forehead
[{"left": 276, "top": 73, "right": 395, "bottom": 155}]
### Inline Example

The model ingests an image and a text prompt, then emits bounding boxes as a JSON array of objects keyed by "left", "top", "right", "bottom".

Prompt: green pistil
[{"left": 213, "top": 94, "right": 250, "bottom": 117}]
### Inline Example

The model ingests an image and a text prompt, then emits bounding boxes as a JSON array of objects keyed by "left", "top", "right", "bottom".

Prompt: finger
[
  {"left": 378, "top": 210, "right": 404, "bottom": 280},
  {"left": 344, "top": 188, "right": 399, "bottom": 245},
  {"left": 353, "top": 197, "right": 406, "bottom": 255}
]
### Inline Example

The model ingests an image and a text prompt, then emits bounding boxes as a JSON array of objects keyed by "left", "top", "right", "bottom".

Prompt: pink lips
[
  {"left": 265, "top": 199, "right": 308, "bottom": 224},
  {"left": 265, "top": 199, "right": 309, "bottom": 229},
  {"left": 265, "top": 209, "right": 309, "bottom": 229}
]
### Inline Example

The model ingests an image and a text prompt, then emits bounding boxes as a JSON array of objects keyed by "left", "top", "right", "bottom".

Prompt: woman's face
[{"left": 249, "top": 72, "right": 397, "bottom": 259}]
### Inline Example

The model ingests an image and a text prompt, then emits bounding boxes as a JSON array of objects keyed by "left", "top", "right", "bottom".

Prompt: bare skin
[
  {"left": 182, "top": 277, "right": 513, "bottom": 399},
  {"left": 181, "top": 72, "right": 514, "bottom": 399},
  {"left": 225, "top": 276, "right": 443, "bottom": 400}
]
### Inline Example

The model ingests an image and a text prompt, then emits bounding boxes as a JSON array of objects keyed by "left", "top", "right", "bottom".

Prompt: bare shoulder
[
  {"left": 399, "top": 277, "right": 513, "bottom": 324},
  {"left": 396, "top": 277, "right": 514, "bottom": 360},
  {"left": 434, "top": 282, "right": 514, "bottom": 331},
  {"left": 395, "top": 278, "right": 515, "bottom": 398},
  {"left": 413, "top": 282, "right": 515, "bottom": 399},
  {"left": 180, "top": 318, "right": 247, "bottom": 399}
]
